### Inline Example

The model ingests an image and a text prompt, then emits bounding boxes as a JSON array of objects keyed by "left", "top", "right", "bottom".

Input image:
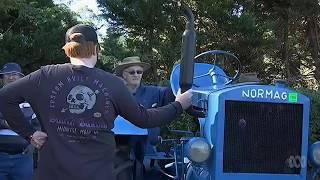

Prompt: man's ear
[{"left": 121, "top": 72, "right": 126, "bottom": 79}]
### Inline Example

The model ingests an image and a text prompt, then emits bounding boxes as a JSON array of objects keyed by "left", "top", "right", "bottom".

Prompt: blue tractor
[
  {"left": 112, "top": 4, "right": 320, "bottom": 180},
  {"left": 164, "top": 4, "right": 320, "bottom": 180}
]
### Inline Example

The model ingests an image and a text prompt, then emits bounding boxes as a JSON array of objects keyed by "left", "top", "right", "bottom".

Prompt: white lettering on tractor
[{"left": 242, "top": 89, "right": 287, "bottom": 100}]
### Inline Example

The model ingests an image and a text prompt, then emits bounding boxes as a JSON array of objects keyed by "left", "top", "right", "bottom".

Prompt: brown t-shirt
[{"left": 0, "top": 63, "right": 182, "bottom": 180}]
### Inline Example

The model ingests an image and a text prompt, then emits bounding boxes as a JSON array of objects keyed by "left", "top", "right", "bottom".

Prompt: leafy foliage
[
  {"left": 0, "top": 0, "right": 78, "bottom": 73},
  {"left": 298, "top": 88, "right": 320, "bottom": 143},
  {"left": 98, "top": 0, "right": 320, "bottom": 86}
]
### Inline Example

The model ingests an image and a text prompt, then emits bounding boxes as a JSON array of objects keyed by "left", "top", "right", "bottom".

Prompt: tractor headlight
[
  {"left": 309, "top": 141, "right": 320, "bottom": 168},
  {"left": 185, "top": 137, "right": 211, "bottom": 163}
]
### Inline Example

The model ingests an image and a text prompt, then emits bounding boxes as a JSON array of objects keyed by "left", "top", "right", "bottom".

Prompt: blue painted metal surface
[
  {"left": 207, "top": 85, "right": 310, "bottom": 180},
  {"left": 309, "top": 142, "right": 320, "bottom": 179},
  {"left": 112, "top": 116, "right": 148, "bottom": 135},
  {"left": 309, "top": 141, "right": 320, "bottom": 167}
]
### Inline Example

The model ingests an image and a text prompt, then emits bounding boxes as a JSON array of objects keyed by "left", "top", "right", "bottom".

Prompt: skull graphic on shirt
[{"left": 66, "top": 85, "right": 96, "bottom": 114}]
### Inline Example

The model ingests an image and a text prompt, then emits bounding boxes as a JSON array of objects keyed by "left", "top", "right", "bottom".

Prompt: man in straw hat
[
  {"left": 114, "top": 56, "right": 175, "bottom": 179},
  {"left": 114, "top": 56, "right": 151, "bottom": 94},
  {"left": 0, "top": 24, "right": 192, "bottom": 180},
  {"left": 0, "top": 62, "right": 40, "bottom": 180}
]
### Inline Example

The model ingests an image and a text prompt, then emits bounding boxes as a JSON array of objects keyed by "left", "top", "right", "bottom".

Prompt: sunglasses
[{"left": 125, "top": 70, "right": 143, "bottom": 75}]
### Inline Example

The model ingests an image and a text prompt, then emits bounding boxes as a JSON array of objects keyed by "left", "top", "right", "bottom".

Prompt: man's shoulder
[
  {"left": 40, "top": 63, "right": 69, "bottom": 71},
  {"left": 38, "top": 63, "right": 70, "bottom": 77},
  {"left": 95, "top": 68, "right": 111, "bottom": 76},
  {"left": 95, "top": 69, "right": 119, "bottom": 81}
]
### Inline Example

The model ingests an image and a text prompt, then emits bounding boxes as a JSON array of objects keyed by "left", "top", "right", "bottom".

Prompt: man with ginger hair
[{"left": 0, "top": 24, "right": 192, "bottom": 180}]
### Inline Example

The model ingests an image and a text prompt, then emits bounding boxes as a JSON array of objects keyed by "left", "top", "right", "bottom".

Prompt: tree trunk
[
  {"left": 281, "top": 9, "right": 292, "bottom": 83},
  {"left": 306, "top": 16, "right": 320, "bottom": 82}
]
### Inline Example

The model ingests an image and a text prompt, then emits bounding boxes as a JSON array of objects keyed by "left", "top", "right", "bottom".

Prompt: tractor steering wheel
[{"left": 193, "top": 50, "right": 241, "bottom": 85}]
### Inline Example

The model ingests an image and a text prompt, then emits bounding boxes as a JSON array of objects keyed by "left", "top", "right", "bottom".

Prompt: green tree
[
  {"left": 97, "top": 0, "right": 270, "bottom": 83},
  {"left": 251, "top": 0, "right": 320, "bottom": 87},
  {"left": 98, "top": 0, "right": 320, "bottom": 88},
  {"left": 97, "top": 0, "right": 188, "bottom": 82},
  {"left": 298, "top": 88, "right": 320, "bottom": 143},
  {"left": 96, "top": 30, "right": 131, "bottom": 72},
  {"left": 0, "top": 0, "right": 79, "bottom": 73}
]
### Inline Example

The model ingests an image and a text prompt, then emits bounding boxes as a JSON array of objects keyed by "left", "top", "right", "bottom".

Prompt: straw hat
[{"left": 114, "top": 56, "right": 150, "bottom": 76}]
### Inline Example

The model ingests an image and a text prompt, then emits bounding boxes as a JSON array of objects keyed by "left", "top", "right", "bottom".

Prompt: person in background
[
  {"left": 0, "top": 24, "right": 192, "bottom": 180},
  {"left": 0, "top": 62, "right": 40, "bottom": 180},
  {"left": 114, "top": 56, "right": 175, "bottom": 179}
]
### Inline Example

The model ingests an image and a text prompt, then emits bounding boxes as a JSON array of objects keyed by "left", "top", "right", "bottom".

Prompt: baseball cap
[{"left": 65, "top": 24, "right": 98, "bottom": 43}]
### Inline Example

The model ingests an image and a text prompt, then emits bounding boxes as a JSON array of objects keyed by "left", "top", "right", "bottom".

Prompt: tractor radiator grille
[{"left": 223, "top": 100, "right": 303, "bottom": 174}]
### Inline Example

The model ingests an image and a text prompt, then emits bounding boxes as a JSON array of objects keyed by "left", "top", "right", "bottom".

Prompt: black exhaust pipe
[
  {"left": 179, "top": 4, "right": 205, "bottom": 118},
  {"left": 179, "top": 5, "right": 196, "bottom": 93}
]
